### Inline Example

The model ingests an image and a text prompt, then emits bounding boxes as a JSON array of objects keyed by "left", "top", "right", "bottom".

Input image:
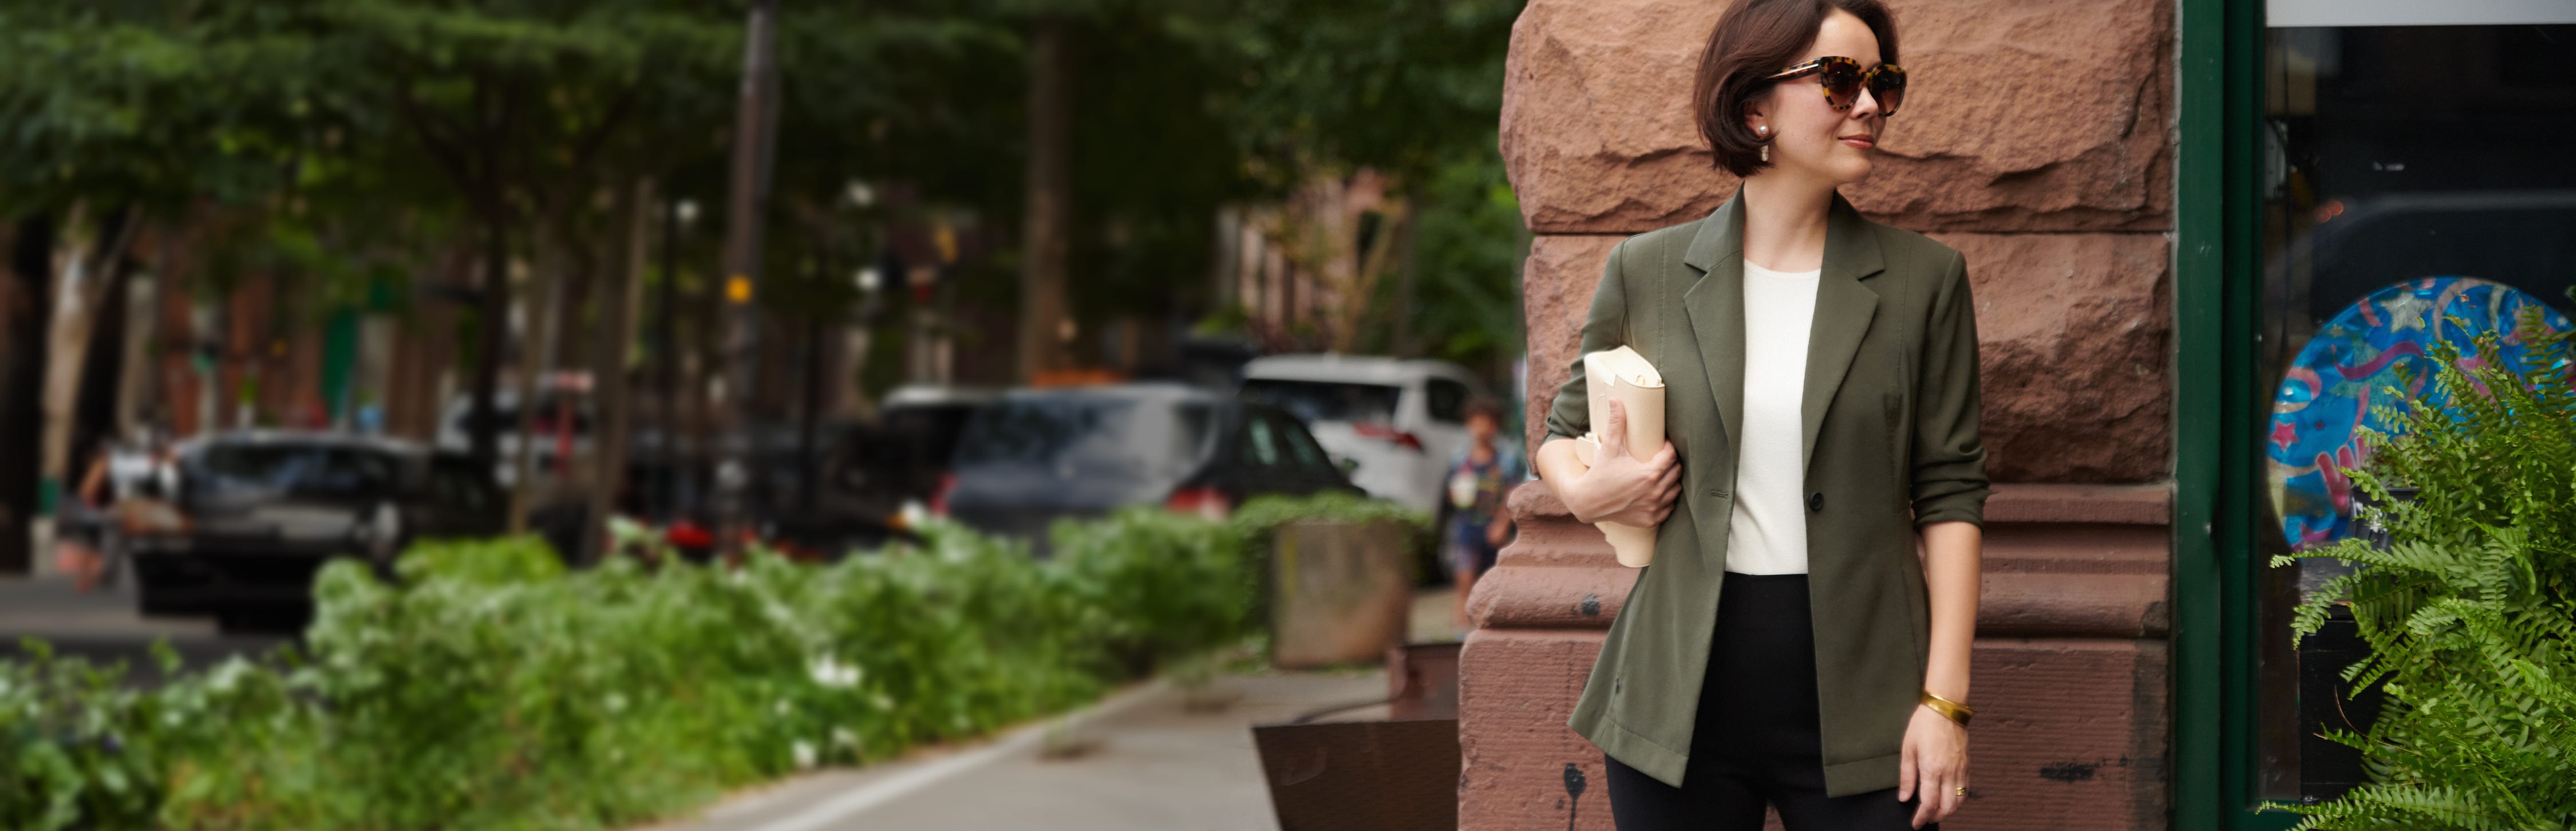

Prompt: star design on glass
[{"left": 2380, "top": 293, "right": 2436, "bottom": 332}]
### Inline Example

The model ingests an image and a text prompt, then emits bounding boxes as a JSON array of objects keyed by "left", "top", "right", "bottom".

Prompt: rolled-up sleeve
[
  {"left": 1543, "top": 238, "right": 1633, "bottom": 444},
  {"left": 1911, "top": 250, "right": 1990, "bottom": 527}
]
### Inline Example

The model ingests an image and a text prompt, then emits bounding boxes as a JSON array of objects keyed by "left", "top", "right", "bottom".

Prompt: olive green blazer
[{"left": 1548, "top": 187, "right": 1990, "bottom": 797}]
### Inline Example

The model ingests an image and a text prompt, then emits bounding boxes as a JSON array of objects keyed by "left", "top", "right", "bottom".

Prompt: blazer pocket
[{"left": 1883, "top": 390, "right": 1907, "bottom": 493}]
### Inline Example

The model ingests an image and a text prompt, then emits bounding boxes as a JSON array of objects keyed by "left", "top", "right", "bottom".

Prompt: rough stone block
[
  {"left": 1934, "top": 233, "right": 2171, "bottom": 482},
  {"left": 1459, "top": 628, "right": 1615, "bottom": 831},
  {"left": 1951, "top": 639, "right": 2170, "bottom": 830},
  {"left": 1521, "top": 234, "right": 1627, "bottom": 456},
  {"left": 1500, "top": 0, "right": 2173, "bottom": 235}
]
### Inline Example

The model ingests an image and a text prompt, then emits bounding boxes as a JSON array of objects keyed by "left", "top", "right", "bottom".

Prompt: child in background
[{"left": 1448, "top": 397, "right": 1526, "bottom": 629}]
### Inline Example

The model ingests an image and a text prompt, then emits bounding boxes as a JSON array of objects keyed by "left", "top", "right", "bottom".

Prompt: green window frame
[{"left": 2174, "top": 0, "right": 2291, "bottom": 829}]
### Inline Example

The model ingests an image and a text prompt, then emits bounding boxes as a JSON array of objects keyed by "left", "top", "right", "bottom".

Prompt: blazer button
[{"left": 1807, "top": 492, "right": 1824, "bottom": 513}]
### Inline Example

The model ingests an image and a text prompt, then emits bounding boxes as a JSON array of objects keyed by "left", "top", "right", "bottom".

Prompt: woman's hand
[
  {"left": 1562, "top": 396, "right": 1680, "bottom": 527},
  {"left": 1898, "top": 704, "right": 1968, "bottom": 828}
]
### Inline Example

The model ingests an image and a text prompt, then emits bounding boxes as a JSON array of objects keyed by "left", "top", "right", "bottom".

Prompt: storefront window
[{"left": 2258, "top": 19, "right": 2576, "bottom": 803}]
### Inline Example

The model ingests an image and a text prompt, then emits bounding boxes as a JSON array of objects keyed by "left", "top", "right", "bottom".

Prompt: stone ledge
[
  {"left": 1492, "top": 482, "right": 2174, "bottom": 635},
  {"left": 1508, "top": 481, "right": 2176, "bottom": 527},
  {"left": 1982, "top": 570, "right": 2168, "bottom": 638},
  {"left": 1465, "top": 556, "right": 1635, "bottom": 631},
  {"left": 1986, "top": 482, "right": 2171, "bottom": 525}
]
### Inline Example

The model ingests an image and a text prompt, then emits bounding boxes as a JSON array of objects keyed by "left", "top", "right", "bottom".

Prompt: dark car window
[
  {"left": 851, "top": 403, "right": 984, "bottom": 471},
  {"left": 189, "top": 444, "right": 399, "bottom": 500},
  {"left": 1426, "top": 379, "right": 1471, "bottom": 424},
  {"left": 1240, "top": 379, "right": 1401, "bottom": 424},
  {"left": 428, "top": 455, "right": 501, "bottom": 515},
  {"left": 956, "top": 397, "right": 1213, "bottom": 480},
  {"left": 1278, "top": 415, "right": 1329, "bottom": 471},
  {"left": 1241, "top": 415, "right": 1282, "bottom": 468}
]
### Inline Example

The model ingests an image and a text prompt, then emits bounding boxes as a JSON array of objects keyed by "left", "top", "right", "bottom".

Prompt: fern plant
[{"left": 2271, "top": 310, "right": 2576, "bottom": 829}]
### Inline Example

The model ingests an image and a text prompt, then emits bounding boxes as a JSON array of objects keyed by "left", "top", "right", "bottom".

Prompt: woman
[{"left": 1529, "top": 1, "right": 1986, "bottom": 828}]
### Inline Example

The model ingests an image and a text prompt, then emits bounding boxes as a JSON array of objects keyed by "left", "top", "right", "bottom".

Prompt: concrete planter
[{"left": 1267, "top": 518, "right": 1414, "bottom": 668}]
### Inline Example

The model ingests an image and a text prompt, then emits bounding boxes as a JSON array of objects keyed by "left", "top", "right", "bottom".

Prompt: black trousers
[{"left": 1604, "top": 572, "right": 1933, "bottom": 830}]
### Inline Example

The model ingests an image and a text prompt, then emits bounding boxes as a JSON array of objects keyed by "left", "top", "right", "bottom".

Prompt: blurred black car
[
  {"left": 532, "top": 420, "right": 918, "bottom": 564},
  {"left": 130, "top": 431, "right": 505, "bottom": 631},
  {"left": 939, "top": 383, "right": 1362, "bottom": 552}
]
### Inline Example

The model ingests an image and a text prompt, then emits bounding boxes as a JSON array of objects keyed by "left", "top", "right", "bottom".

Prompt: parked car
[
  {"left": 828, "top": 384, "right": 999, "bottom": 517},
  {"left": 939, "top": 383, "right": 1361, "bottom": 552},
  {"left": 1237, "top": 355, "right": 1487, "bottom": 514},
  {"left": 129, "top": 431, "right": 507, "bottom": 632},
  {"left": 523, "top": 420, "right": 919, "bottom": 565}
]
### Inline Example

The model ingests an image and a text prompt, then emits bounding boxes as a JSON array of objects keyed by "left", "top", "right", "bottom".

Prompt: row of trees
[{"left": 0, "top": 0, "right": 1530, "bottom": 570}]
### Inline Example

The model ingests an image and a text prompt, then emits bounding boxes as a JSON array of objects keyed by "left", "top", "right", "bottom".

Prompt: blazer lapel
[
  {"left": 1800, "top": 193, "right": 1885, "bottom": 475},
  {"left": 1681, "top": 192, "right": 1746, "bottom": 458}
]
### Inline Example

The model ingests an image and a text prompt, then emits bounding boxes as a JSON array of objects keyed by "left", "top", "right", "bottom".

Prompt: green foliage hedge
[
  {"left": 2272, "top": 321, "right": 2576, "bottom": 829},
  {"left": 2, "top": 494, "right": 1423, "bottom": 830}
]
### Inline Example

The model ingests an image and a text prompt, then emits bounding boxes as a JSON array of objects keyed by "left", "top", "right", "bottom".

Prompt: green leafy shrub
[
  {"left": 2271, "top": 319, "right": 2576, "bottom": 829},
  {"left": 0, "top": 493, "right": 1402, "bottom": 830}
]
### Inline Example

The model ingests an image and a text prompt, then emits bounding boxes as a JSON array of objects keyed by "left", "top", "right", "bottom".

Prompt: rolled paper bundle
[{"left": 1573, "top": 346, "right": 1666, "bottom": 568}]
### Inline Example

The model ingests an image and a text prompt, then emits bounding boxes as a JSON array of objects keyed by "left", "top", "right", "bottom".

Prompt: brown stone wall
[{"left": 1474, "top": 0, "right": 2180, "bottom": 828}]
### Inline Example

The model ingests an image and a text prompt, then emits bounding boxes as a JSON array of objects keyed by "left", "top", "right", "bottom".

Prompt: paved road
[
  {"left": 0, "top": 572, "right": 290, "bottom": 685},
  {"left": 638, "top": 669, "right": 1393, "bottom": 831}
]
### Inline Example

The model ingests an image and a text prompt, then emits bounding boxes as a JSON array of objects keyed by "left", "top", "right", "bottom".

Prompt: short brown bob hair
[{"left": 1692, "top": 0, "right": 1901, "bottom": 177}]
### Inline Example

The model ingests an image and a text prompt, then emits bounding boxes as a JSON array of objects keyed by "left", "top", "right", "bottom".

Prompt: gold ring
[{"left": 1954, "top": 786, "right": 1967, "bottom": 795}]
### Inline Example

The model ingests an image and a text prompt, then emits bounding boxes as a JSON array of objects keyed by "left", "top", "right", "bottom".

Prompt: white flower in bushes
[
  {"left": 808, "top": 655, "right": 861, "bottom": 688},
  {"left": 792, "top": 739, "right": 818, "bottom": 770}
]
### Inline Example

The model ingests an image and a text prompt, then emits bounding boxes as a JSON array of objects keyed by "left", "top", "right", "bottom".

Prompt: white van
[{"left": 1237, "top": 355, "right": 1487, "bottom": 514}]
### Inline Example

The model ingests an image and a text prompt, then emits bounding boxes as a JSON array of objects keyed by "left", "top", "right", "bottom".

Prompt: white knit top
[{"left": 1728, "top": 259, "right": 1820, "bottom": 574}]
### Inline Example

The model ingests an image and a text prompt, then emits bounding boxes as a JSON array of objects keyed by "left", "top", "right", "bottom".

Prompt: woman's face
[{"left": 1747, "top": 9, "right": 1888, "bottom": 187}]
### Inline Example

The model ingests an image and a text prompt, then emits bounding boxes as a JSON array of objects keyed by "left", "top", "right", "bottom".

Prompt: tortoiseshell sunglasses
[{"left": 1765, "top": 56, "right": 1906, "bottom": 117}]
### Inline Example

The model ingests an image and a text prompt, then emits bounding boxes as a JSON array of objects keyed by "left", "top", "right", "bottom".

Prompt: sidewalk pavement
[
  {"left": 643, "top": 668, "right": 1393, "bottom": 831},
  {"left": 0, "top": 551, "right": 285, "bottom": 684},
  {"left": 648, "top": 586, "right": 1457, "bottom": 830}
]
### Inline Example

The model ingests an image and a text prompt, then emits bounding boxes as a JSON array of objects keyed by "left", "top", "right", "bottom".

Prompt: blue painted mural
[{"left": 2267, "top": 277, "right": 2570, "bottom": 549}]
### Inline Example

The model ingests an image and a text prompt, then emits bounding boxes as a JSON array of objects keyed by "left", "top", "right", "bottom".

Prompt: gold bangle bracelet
[{"left": 1919, "top": 690, "right": 1975, "bottom": 726}]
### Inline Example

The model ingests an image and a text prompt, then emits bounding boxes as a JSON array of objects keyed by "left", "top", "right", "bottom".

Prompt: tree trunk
[
  {"left": 656, "top": 199, "right": 684, "bottom": 522},
  {"left": 1017, "top": 18, "right": 1073, "bottom": 382},
  {"left": 796, "top": 313, "right": 824, "bottom": 513},
  {"left": 509, "top": 230, "right": 572, "bottom": 533},
  {"left": 1391, "top": 185, "right": 1423, "bottom": 358},
  {"left": 72, "top": 222, "right": 139, "bottom": 469},
  {"left": 586, "top": 179, "right": 652, "bottom": 564},
  {"left": 469, "top": 215, "right": 510, "bottom": 470},
  {"left": 0, "top": 216, "right": 57, "bottom": 575},
  {"left": 44, "top": 206, "right": 138, "bottom": 484}
]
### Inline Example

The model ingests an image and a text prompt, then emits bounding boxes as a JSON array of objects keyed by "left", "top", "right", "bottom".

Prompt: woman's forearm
[
  {"left": 1919, "top": 519, "right": 1981, "bottom": 702},
  {"left": 1534, "top": 436, "right": 1587, "bottom": 509}
]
